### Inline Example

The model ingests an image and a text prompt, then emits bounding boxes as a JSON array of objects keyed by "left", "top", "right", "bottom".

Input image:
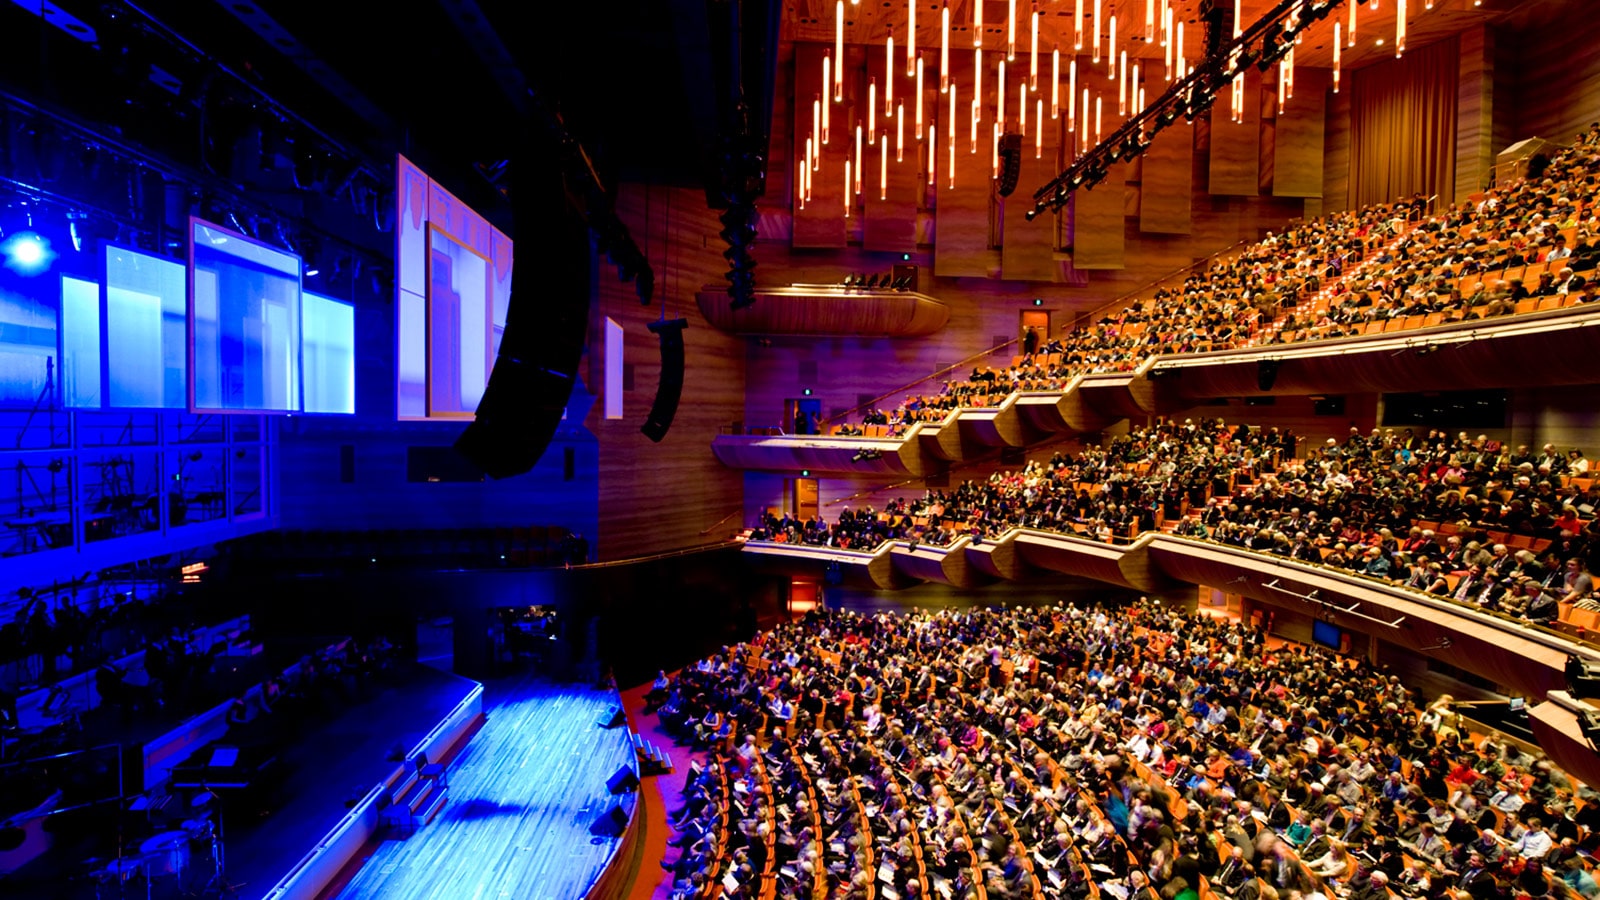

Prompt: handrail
[
  {"left": 568, "top": 540, "right": 741, "bottom": 570},
  {"left": 1078, "top": 237, "right": 1256, "bottom": 325},
  {"left": 698, "top": 508, "right": 744, "bottom": 537},
  {"left": 818, "top": 338, "right": 1018, "bottom": 425}
]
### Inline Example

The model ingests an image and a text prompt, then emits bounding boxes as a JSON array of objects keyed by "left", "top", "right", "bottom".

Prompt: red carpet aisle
[{"left": 619, "top": 679, "right": 697, "bottom": 900}]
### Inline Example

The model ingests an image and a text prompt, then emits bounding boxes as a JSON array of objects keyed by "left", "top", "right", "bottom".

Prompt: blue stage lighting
[{"left": 2, "top": 232, "right": 56, "bottom": 275}]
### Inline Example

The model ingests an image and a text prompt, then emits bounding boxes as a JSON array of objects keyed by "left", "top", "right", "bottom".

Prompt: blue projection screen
[
  {"left": 190, "top": 219, "right": 301, "bottom": 413},
  {"left": 105, "top": 246, "right": 186, "bottom": 408},
  {"left": 301, "top": 292, "right": 355, "bottom": 414},
  {"left": 426, "top": 225, "right": 491, "bottom": 418},
  {"left": 61, "top": 276, "right": 101, "bottom": 408}
]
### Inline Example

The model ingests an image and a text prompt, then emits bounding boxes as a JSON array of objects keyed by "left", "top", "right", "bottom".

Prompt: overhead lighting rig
[{"left": 1025, "top": 0, "right": 1349, "bottom": 221}]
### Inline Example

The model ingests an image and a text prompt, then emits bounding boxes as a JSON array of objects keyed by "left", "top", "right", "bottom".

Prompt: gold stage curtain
[{"left": 1348, "top": 35, "right": 1460, "bottom": 210}]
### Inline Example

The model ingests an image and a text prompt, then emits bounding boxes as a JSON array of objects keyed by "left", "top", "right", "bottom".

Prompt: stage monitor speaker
[
  {"left": 596, "top": 706, "right": 626, "bottom": 729},
  {"left": 641, "top": 318, "right": 689, "bottom": 443},
  {"left": 997, "top": 133, "right": 1023, "bottom": 198},
  {"left": 589, "top": 803, "right": 630, "bottom": 837},
  {"left": 1256, "top": 359, "right": 1281, "bottom": 392},
  {"left": 455, "top": 119, "right": 592, "bottom": 479},
  {"left": 607, "top": 765, "right": 640, "bottom": 794}
]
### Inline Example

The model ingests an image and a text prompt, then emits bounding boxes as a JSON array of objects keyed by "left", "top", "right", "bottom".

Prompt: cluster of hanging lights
[{"left": 799, "top": 0, "right": 1419, "bottom": 208}]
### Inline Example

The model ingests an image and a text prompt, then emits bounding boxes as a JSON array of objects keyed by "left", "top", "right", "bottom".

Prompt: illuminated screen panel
[
  {"left": 425, "top": 225, "right": 492, "bottom": 417},
  {"left": 61, "top": 276, "right": 101, "bottom": 408},
  {"left": 0, "top": 272, "right": 58, "bottom": 409},
  {"left": 189, "top": 219, "right": 301, "bottom": 413},
  {"left": 394, "top": 154, "right": 511, "bottom": 421},
  {"left": 301, "top": 291, "right": 355, "bottom": 415},
  {"left": 105, "top": 246, "right": 186, "bottom": 408}
]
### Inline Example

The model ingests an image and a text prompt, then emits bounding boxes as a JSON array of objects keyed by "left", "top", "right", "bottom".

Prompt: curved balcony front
[{"left": 697, "top": 285, "right": 951, "bottom": 337}]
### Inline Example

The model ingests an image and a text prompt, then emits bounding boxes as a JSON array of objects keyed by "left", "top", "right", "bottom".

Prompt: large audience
[
  {"left": 838, "top": 126, "right": 1600, "bottom": 437},
  {"left": 751, "top": 421, "right": 1600, "bottom": 627},
  {"left": 653, "top": 601, "right": 1600, "bottom": 900}
]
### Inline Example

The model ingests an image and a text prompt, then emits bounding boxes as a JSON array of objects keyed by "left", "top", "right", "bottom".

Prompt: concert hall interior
[{"left": 7, "top": 1, "right": 1600, "bottom": 899}]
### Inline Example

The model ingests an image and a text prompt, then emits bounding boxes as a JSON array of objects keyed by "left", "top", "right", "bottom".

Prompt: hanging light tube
[
  {"left": 1093, "top": 0, "right": 1102, "bottom": 63},
  {"left": 1146, "top": 0, "right": 1155, "bottom": 42},
  {"left": 835, "top": 2, "right": 845, "bottom": 101},
  {"left": 971, "top": 97, "right": 979, "bottom": 154},
  {"left": 1081, "top": 87, "right": 1090, "bottom": 152},
  {"left": 1286, "top": 45, "right": 1294, "bottom": 99},
  {"left": 1094, "top": 93, "right": 1102, "bottom": 144},
  {"left": 1109, "top": 15, "right": 1117, "bottom": 79},
  {"left": 1075, "top": 0, "right": 1084, "bottom": 50},
  {"left": 1333, "top": 23, "right": 1342, "bottom": 92},
  {"left": 915, "top": 55, "right": 925, "bottom": 135},
  {"left": 887, "top": 29, "right": 896, "bottom": 111},
  {"left": 1370, "top": 0, "right": 1378, "bottom": 11},
  {"left": 1159, "top": 0, "right": 1169, "bottom": 46},
  {"left": 948, "top": 115, "right": 956, "bottom": 187},
  {"left": 1020, "top": 83, "right": 1028, "bottom": 136},
  {"left": 974, "top": 0, "right": 983, "bottom": 47},
  {"left": 869, "top": 78, "right": 877, "bottom": 138},
  {"left": 907, "top": 0, "right": 917, "bottom": 75},
  {"left": 1051, "top": 46, "right": 1060, "bottom": 117},
  {"left": 1277, "top": 61, "right": 1286, "bottom": 114},
  {"left": 1348, "top": 0, "right": 1357, "bottom": 46},
  {"left": 928, "top": 125, "right": 936, "bottom": 185},
  {"left": 845, "top": 159, "right": 852, "bottom": 216},
  {"left": 818, "top": 93, "right": 828, "bottom": 146},
  {"left": 1164, "top": 8, "right": 1174, "bottom": 78},
  {"left": 1119, "top": 53, "right": 1127, "bottom": 115},
  {"left": 1008, "top": 0, "right": 1017, "bottom": 61},
  {"left": 950, "top": 82, "right": 958, "bottom": 142},
  {"left": 1396, "top": 0, "right": 1407, "bottom": 56},
  {"left": 972, "top": 47, "right": 982, "bottom": 118},
  {"left": 1030, "top": 7, "right": 1040, "bottom": 90},
  {"left": 1069, "top": 57, "right": 1078, "bottom": 131},
  {"left": 941, "top": 3, "right": 950, "bottom": 92},
  {"left": 855, "top": 123, "right": 863, "bottom": 193},
  {"left": 1035, "top": 99, "right": 1043, "bottom": 156},
  {"left": 898, "top": 102, "right": 906, "bottom": 160},
  {"left": 798, "top": 159, "right": 807, "bottom": 208},
  {"left": 998, "top": 57, "right": 1007, "bottom": 128}
]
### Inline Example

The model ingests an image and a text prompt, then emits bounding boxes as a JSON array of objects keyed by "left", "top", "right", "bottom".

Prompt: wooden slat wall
[
  {"left": 862, "top": 45, "right": 921, "bottom": 253},
  {"left": 933, "top": 48, "right": 998, "bottom": 278},
  {"left": 1208, "top": 69, "right": 1262, "bottom": 196},
  {"left": 1455, "top": 25, "right": 1495, "bottom": 203},
  {"left": 1272, "top": 67, "right": 1329, "bottom": 198},
  {"left": 592, "top": 184, "right": 747, "bottom": 559},
  {"left": 1001, "top": 101, "right": 1065, "bottom": 282},
  {"left": 1500, "top": 11, "right": 1600, "bottom": 149},
  {"left": 793, "top": 43, "right": 849, "bottom": 248},
  {"left": 1322, "top": 86, "right": 1352, "bottom": 214},
  {"left": 1140, "top": 122, "right": 1194, "bottom": 234},
  {"left": 1071, "top": 162, "right": 1127, "bottom": 270}
]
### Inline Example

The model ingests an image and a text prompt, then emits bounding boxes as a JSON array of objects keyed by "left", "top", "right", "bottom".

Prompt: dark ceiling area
[{"left": 0, "top": 0, "right": 720, "bottom": 240}]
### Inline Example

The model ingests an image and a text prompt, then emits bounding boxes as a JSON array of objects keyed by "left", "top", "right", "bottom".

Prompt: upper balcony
[{"left": 714, "top": 302, "right": 1600, "bottom": 473}]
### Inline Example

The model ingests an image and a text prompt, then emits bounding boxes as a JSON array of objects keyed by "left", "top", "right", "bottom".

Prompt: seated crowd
[
  {"left": 749, "top": 421, "right": 1600, "bottom": 627},
  {"left": 652, "top": 601, "right": 1600, "bottom": 900},
  {"left": 837, "top": 126, "right": 1600, "bottom": 438}
]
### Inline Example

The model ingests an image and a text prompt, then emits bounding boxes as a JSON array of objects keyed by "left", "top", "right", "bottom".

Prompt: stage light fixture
[
  {"left": 1, "top": 232, "right": 55, "bottom": 275},
  {"left": 1582, "top": 709, "right": 1600, "bottom": 749},
  {"left": 1566, "top": 654, "right": 1600, "bottom": 699}
]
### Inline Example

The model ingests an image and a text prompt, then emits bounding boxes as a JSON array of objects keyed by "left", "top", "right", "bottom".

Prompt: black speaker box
[
  {"left": 641, "top": 318, "right": 689, "bottom": 442},
  {"left": 997, "top": 132, "right": 1023, "bottom": 198},
  {"left": 454, "top": 119, "right": 592, "bottom": 479},
  {"left": 596, "top": 707, "right": 626, "bottom": 729},
  {"left": 607, "top": 765, "right": 640, "bottom": 795},
  {"left": 589, "top": 803, "right": 630, "bottom": 837}
]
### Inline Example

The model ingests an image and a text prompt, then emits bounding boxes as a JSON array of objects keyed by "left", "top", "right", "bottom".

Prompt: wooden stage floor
[{"left": 333, "top": 677, "right": 635, "bottom": 900}]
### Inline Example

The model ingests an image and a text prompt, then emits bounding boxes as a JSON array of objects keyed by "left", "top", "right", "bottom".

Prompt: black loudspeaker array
[
  {"left": 589, "top": 804, "right": 630, "bottom": 837},
  {"left": 606, "top": 765, "right": 640, "bottom": 794},
  {"left": 641, "top": 318, "right": 689, "bottom": 443},
  {"left": 454, "top": 124, "right": 592, "bottom": 479},
  {"left": 997, "top": 133, "right": 1023, "bottom": 198}
]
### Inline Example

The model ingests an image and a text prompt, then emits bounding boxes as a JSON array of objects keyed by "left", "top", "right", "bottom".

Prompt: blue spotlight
[{"left": 2, "top": 232, "right": 56, "bottom": 275}]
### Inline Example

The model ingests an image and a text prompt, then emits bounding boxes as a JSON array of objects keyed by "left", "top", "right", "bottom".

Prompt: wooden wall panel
[
  {"left": 1209, "top": 69, "right": 1262, "bottom": 196},
  {"left": 1500, "top": 9, "right": 1600, "bottom": 150},
  {"left": 933, "top": 49, "right": 997, "bottom": 278},
  {"left": 1455, "top": 25, "right": 1495, "bottom": 202},
  {"left": 1140, "top": 123, "right": 1194, "bottom": 234},
  {"left": 1071, "top": 163, "right": 1126, "bottom": 270},
  {"left": 1272, "top": 67, "right": 1329, "bottom": 198},
  {"left": 1001, "top": 101, "right": 1065, "bottom": 282},
  {"left": 591, "top": 185, "right": 747, "bottom": 559},
  {"left": 862, "top": 45, "right": 920, "bottom": 253},
  {"left": 1323, "top": 87, "right": 1352, "bottom": 214},
  {"left": 793, "top": 43, "right": 848, "bottom": 248}
]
